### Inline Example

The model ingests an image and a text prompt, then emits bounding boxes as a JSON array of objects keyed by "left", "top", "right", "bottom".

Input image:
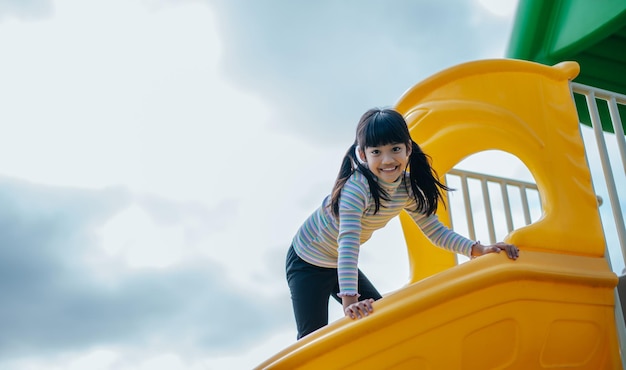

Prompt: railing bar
[
  {"left": 572, "top": 82, "right": 626, "bottom": 104},
  {"left": 500, "top": 183, "right": 514, "bottom": 233},
  {"left": 460, "top": 174, "right": 476, "bottom": 241},
  {"left": 448, "top": 168, "right": 538, "bottom": 190},
  {"left": 519, "top": 185, "right": 532, "bottom": 225},
  {"left": 586, "top": 92, "right": 626, "bottom": 265},
  {"left": 481, "top": 179, "right": 496, "bottom": 244},
  {"left": 607, "top": 96, "right": 626, "bottom": 175}
]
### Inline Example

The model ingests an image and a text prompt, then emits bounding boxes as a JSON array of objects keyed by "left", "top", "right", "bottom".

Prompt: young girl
[{"left": 286, "top": 108, "right": 519, "bottom": 339}]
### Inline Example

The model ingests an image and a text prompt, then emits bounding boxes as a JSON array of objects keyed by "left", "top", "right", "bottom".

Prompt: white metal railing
[
  {"left": 445, "top": 168, "right": 541, "bottom": 245},
  {"left": 571, "top": 82, "right": 626, "bottom": 271}
]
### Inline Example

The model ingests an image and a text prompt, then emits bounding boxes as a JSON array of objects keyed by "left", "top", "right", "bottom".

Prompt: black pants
[{"left": 285, "top": 245, "right": 382, "bottom": 339}]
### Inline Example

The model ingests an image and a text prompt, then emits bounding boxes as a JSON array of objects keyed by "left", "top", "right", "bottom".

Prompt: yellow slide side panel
[
  {"left": 393, "top": 59, "right": 606, "bottom": 282},
  {"left": 256, "top": 251, "right": 620, "bottom": 369}
]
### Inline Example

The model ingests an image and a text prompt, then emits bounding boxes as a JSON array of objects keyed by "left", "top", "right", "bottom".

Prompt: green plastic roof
[{"left": 507, "top": 0, "right": 626, "bottom": 133}]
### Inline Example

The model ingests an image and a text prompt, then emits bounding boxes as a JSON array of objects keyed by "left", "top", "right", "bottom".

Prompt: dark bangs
[{"left": 358, "top": 109, "right": 411, "bottom": 148}]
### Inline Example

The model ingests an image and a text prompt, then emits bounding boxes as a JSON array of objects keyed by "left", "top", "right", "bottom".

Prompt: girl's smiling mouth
[{"left": 380, "top": 166, "right": 399, "bottom": 172}]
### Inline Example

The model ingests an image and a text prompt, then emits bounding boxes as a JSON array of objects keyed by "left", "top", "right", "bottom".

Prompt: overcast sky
[{"left": 1, "top": 0, "right": 623, "bottom": 369}]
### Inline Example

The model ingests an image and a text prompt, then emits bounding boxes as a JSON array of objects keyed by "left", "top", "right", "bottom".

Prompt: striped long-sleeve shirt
[{"left": 292, "top": 169, "right": 475, "bottom": 297}]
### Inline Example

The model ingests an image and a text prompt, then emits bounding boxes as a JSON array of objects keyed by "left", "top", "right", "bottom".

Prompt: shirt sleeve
[
  {"left": 406, "top": 207, "right": 475, "bottom": 257},
  {"left": 336, "top": 174, "right": 369, "bottom": 297}
]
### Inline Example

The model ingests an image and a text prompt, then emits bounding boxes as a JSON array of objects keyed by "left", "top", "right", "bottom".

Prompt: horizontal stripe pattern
[{"left": 292, "top": 170, "right": 474, "bottom": 296}]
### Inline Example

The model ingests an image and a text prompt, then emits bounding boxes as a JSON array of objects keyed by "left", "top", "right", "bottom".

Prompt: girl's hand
[
  {"left": 471, "top": 242, "right": 519, "bottom": 260},
  {"left": 344, "top": 298, "right": 375, "bottom": 320}
]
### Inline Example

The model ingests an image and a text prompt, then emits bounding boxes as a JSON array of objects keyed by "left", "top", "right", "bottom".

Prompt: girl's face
[{"left": 359, "top": 142, "right": 411, "bottom": 183}]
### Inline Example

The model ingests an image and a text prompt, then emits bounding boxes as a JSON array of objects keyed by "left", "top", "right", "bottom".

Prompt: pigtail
[
  {"left": 407, "top": 140, "right": 451, "bottom": 216},
  {"left": 330, "top": 143, "right": 358, "bottom": 217},
  {"left": 330, "top": 143, "right": 390, "bottom": 218},
  {"left": 359, "top": 159, "right": 390, "bottom": 216}
]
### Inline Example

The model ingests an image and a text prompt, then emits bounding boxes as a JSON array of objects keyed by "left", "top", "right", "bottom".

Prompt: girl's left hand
[{"left": 471, "top": 242, "right": 519, "bottom": 260}]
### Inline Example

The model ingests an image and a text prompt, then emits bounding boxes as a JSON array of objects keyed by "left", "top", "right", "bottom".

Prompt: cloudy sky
[{"left": 1, "top": 0, "right": 623, "bottom": 369}]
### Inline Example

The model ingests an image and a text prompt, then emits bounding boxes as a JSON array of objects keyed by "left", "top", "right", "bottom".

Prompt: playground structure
[
  {"left": 256, "top": 2, "right": 626, "bottom": 367},
  {"left": 255, "top": 59, "right": 623, "bottom": 369}
]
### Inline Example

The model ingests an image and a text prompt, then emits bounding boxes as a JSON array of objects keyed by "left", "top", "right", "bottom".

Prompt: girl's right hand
[{"left": 344, "top": 298, "right": 375, "bottom": 319}]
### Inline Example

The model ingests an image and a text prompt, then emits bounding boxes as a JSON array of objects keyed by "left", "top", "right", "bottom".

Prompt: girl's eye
[{"left": 393, "top": 147, "right": 402, "bottom": 152}]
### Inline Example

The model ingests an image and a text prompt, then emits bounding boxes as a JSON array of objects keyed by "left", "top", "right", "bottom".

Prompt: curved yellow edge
[
  {"left": 255, "top": 59, "right": 622, "bottom": 369},
  {"left": 398, "top": 59, "right": 604, "bottom": 282}
]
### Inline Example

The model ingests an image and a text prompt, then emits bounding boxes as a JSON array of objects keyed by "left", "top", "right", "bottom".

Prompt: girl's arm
[
  {"left": 411, "top": 213, "right": 475, "bottom": 256},
  {"left": 411, "top": 212, "right": 519, "bottom": 260},
  {"left": 336, "top": 174, "right": 369, "bottom": 297}
]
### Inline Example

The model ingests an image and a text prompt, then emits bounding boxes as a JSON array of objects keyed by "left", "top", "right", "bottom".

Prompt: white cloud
[
  {"left": 0, "top": 0, "right": 270, "bottom": 206},
  {"left": 66, "top": 349, "right": 120, "bottom": 370},
  {"left": 0, "top": 349, "right": 120, "bottom": 370},
  {"left": 97, "top": 204, "right": 186, "bottom": 268}
]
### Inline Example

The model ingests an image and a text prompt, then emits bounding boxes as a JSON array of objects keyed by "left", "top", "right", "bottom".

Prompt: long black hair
[{"left": 330, "top": 108, "right": 450, "bottom": 217}]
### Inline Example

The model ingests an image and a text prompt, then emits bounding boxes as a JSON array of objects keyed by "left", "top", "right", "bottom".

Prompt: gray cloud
[
  {"left": 0, "top": 177, "right": 291, "bottom": 360},
  {"left": 207, "top": 0, "right": 514, "bottom": 144},
  {"left": 0, "top": 0, "right": 53, "bottom": 21}
]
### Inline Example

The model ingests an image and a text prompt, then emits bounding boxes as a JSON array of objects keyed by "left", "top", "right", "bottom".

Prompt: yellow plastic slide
[{"left": 256, "top": 60, "right": 622, "bottom": 369}]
